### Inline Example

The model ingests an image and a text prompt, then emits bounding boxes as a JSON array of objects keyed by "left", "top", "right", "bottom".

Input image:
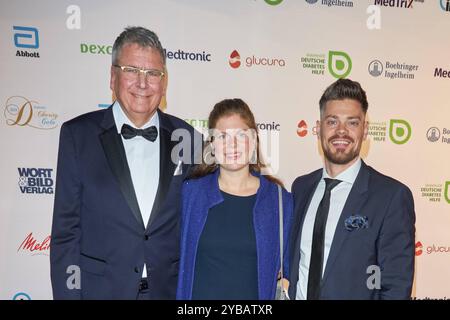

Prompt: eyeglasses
[{"left": 113, "top": 65, "right": 165, "bottom": 84}]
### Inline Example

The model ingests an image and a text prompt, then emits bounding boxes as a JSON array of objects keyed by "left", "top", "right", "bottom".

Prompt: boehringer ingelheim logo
[
  {"left": 427, "top": 127, "right": 441, "bottom": 142},
  {"left": 368, "top": 60, "right": 383, "bottom": 77}
]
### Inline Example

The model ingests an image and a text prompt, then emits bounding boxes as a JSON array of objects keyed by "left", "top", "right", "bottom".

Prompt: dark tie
[
  {"left": 121, "top": 124, "right": 158, "bottom": 142},
  {"left": 307, "top": 177, "right": 342, "bottom": 300}
]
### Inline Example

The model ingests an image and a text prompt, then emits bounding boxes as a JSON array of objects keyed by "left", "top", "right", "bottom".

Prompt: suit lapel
[
  {"left": 321, "top": 161, "right": 370, "bottom": 286},
  {"left": 146, "top": 110, "right": 177, "bottom": 231},
  {"left": 99, "top": 107, "right": 145, "bottom": 230}
]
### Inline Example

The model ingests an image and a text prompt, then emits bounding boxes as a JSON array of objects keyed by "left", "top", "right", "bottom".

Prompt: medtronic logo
[
  {"left": 13, "top": 26, "right": 40, "bottom": 58},
  {"left": 368, "top": 60, "right": 383, "bottom": 77},
  {"left": 229, "top": 50, "right": 241, "bottom": 69},
  {"left": 427, "top": 127, "right": 441, "bottom": 142},
  {"left": 328, "top": 51, "right": 352, "bottom": 79},
  {"left": 164, "top": 49, "right": 211, "bottom": 62},
  {"left": 18, "top": 168, "right": 54, "bottom": 194},
  {"left": 265, "top": 0, "right": 284, "bottom": 5},
  {"left": 389, "top": 119, "right": 412, "bottom": 145},
  {"left": 440, "top": 0, "right": 450, "bottom": 11}
]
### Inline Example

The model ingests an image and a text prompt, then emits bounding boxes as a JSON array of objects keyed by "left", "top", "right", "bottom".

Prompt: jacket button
[
  {"left": 144, "top": 235, "right": 149, "bottom": 241},
  {"left": 134, "top": 267, "right": 140, "bottom": 273}
]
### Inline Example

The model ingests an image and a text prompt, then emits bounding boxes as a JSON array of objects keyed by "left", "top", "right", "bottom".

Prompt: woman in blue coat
[{"left": 177, "top": 98, "right": 293, "bottom": 300}]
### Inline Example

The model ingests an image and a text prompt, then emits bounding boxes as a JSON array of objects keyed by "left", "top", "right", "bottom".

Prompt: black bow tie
[{"left": 121, "top": 124, "right": 158, "bottom": 142}]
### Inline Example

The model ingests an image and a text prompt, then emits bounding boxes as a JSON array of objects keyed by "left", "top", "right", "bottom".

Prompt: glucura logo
[
  {"left": 415, "top": 241, "right": 423, "bottom": 256},
  {"left": 229, "top": 50, "right": 241, "bottom": 69},
  {"left": 229, "top": 50, "right": 286, "bottom": 69},
  {"left": 297, "top": 120, "right": 308, "bottom": 137}
]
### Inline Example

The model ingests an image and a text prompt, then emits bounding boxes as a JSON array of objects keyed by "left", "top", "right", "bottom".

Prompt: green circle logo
[{"left": 264, "top": 0, "right": 283, "bottom": 5}]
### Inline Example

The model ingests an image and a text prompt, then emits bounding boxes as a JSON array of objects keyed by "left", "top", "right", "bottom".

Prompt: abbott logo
[
  {"left": 229, "top": 50, "right": 241, "bottom": 69},
  {"left": 13, "top": 26, "right": 39, "bottom": 49},
  {"left": 328, "top": 51, "right": 352, "bottom": 79},
  {"left": 389, "top": 119, "right": 411, "bottom": 145}
]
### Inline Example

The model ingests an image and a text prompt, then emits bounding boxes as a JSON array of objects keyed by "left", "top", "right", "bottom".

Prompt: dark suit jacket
[
  {"left": 288, "top": 160, "right": 415, "bottom": 300},
  {"left": 50, "top": 106, "right": 201, "bottom": 299}
]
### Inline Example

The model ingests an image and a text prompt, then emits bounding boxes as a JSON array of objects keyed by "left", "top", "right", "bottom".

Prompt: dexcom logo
[{"left": 229, "top": 50, "right": 286, "bottom": 69}]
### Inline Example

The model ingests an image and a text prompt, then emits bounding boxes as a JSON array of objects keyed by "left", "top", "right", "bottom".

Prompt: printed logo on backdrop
[
  {"left": 364, "top": 119, "right": 413, "bottom": 144},
  {"left": 13, "top": 26, "right": 40, "bottom": 58},
  {"left": 165, "top": 49, "right": 211, "bottom": 62},
  {"left": 426, "top": 127, "right": 450, "bottom": 144},
  {"left": 420, "top": 181, "right": 450, "bottom": 204},
  {"left": 368, "top": 59, "right": 419, "bottom": 80},
  {"left": 305, "top": 0, "right": 354, "bottom": 7},
  {"left": 229, "top": 50, "right": 286, "bottom": 69},
  {"left": 264, "top": 0, "right": 284, "bottom": 5},
  {"left": 3, "top": 96, "right": 59, "bottom": 129},
  {"left": 80, "top": 43, "right": 112, "bottom": 55},
  {"left": 415, "top": 241, "right": 450, "bottom": 256},
  {"left": 434, "top": 67, "right": 450, "bottom": 78},
  {"left": 184, "top": 118, "right": 281, "bottom": 133},
  {"left": 300, "top": 51, "right": 352, "bottom": 78},
  {"left": 297, "top": 120, "right": 308, "bottom": 137},
  {"left": 440, "top": 0, "right": 450, "bottom": 11},
  {"left": 373, "top": 0, "right": 425, "bottom": 9},
  {"left": 18, "top": 232, "right": 51, "bottom": 256},
  {"left": 18, "top": 168, "right": 54, "bottom": 194},
  {"left": 12, "top": 292, "right": 32, "bottom": 300}
]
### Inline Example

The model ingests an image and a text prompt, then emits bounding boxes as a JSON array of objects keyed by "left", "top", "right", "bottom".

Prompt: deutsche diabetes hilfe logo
[{"left": 229, "top": 50, "right": 241, "bottom": 69}]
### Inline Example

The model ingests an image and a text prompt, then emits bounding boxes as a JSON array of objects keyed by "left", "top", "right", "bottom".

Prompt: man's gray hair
[{"left": 112, "top": 26, "right": 166, "bottom": 65}]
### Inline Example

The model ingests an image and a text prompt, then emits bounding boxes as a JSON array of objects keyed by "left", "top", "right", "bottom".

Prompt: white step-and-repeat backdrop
[{"left": 1, "top": 0, "right": 449, "bottom": 300}]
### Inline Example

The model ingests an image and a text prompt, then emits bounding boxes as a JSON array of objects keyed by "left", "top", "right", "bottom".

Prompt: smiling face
[
  {"left": 212, "top": 114, "right": 256, "bottom": 172},
  {"left": 110, "top": 43, "right": 166, "bottom": 127},
  {"left": 317, "top": 98, "right": 368, "bottom": 169}
]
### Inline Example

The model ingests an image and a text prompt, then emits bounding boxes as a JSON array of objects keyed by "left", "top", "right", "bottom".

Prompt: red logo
[
  {"left": 18, "top": 232, "right": 51, "bottom": 255},
  {"left": 297, "top": 120, "right": 308, "bottom": 137},
  {"left": 229, "top": 50, "right": 241, "bottom": 69},
  {"left": 415, "top": 241, "right": 423, "bottom": 256}
]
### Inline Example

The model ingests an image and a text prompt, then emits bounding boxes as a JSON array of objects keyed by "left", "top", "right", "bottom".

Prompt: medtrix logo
[
  {"left": 13, "top": 26, "right": 40, "bottom": 58},
  {"left": 229, "top": 50, "right": 241, "bottom": 69},
  {"left": 434, "top": 67, "right": 450, "bottom": 78},
  {"left": 18, "top": 168, "right": 54, "bottom": 194},
  {"left": 18, "top": 232, "right": 51, "bottom": 256},
  {"left": 229, "top": 50, "right": 286, "bottom": 69},
  {"left": 374, "top": 0, "right": 413, "bottom": 9},
  {"left": 415, "top": 241, "right": 423, "bottom": 256},
  {"left": 164, "top": 49, "right": 211, "bottom": 62},
  {"left": 4, "top": 96, "right": 59, "bottom": 130},
  {"left": 297, "top": 120, "right": 308, "bottom": 137}
]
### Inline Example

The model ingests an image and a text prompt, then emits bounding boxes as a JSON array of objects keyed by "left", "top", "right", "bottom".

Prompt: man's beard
[{"left": 322, "top": 135, "right": 359, "bottom": 165}]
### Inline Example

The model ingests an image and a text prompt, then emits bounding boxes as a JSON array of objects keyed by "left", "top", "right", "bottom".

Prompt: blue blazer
[
  {"left": 177, "top": 170, "right": 293, "bottom": 300},
  {"left": 288, "top": 160, "right": 416, "bottom": 300},
  {"left": 50, "top": 106, "right": 201, "bottom": 299}
]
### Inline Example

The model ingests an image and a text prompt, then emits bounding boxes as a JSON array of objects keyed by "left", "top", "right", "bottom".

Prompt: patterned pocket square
[{"left": 344, "top": 215, "right": 369, "bottom": 231}]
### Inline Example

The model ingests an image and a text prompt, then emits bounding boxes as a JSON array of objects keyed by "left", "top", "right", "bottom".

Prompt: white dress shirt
[
  {"left": 112, "top": 101, "right": 160, "bottom": 278},
  {"left": 296, "top": 158, "right": 361, "bottom": 300}
]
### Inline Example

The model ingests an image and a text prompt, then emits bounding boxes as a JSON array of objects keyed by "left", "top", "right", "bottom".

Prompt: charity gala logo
[{"left": 4, "top": 96, "right": 59, "bottom": 129}]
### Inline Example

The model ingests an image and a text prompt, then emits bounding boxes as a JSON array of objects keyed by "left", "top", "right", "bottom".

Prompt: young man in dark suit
[{"left": 289, "top": 79, "right": 415, "bottom": 300}]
